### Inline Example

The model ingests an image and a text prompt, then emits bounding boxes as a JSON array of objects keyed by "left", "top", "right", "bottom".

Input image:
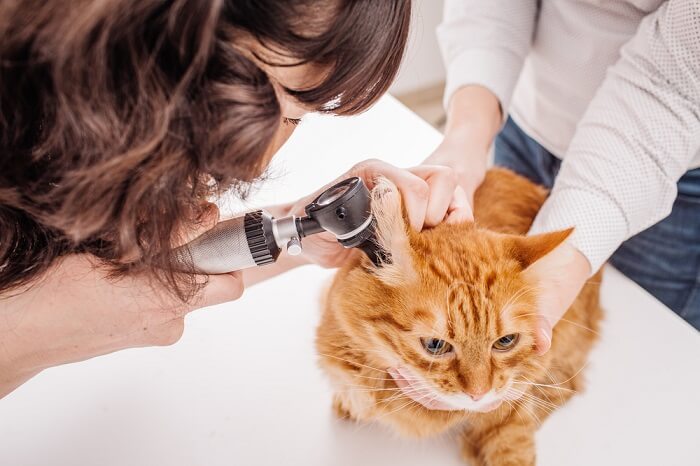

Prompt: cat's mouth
[{"left": 387, "top": 366, "right": 508, "bottom": 413}]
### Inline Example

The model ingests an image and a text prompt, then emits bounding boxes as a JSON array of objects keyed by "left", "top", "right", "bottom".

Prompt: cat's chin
[{"left": 388, "top": 366, "right": 505, "bottom": 413}]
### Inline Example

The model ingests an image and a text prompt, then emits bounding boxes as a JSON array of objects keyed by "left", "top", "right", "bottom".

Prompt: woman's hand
[
  {"left": 0, "top": 205, "right": 244, "bottom": 398},
  {"left": 287, "top": 159, "right": 472, "bottom": 269},
  {"left": 423, "top": 85, "right": 502, "bottom": 215},
  {"left": 530, "top": 243, "right": 592, "bottom": 354},
  {"left": 423, "top": 131, "right": 489, "bottom": 215}
]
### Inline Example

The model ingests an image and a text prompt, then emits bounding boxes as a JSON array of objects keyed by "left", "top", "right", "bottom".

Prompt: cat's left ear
[
  {"left": 508, "top": 228, "right": 576, "bottom": 295},
  {"left": 508, "top": 228, "right": 574, "bottom": 271}
]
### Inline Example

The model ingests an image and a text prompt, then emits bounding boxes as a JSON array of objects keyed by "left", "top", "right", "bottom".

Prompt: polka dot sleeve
[{"left": 530, "top": 0, "right": 700, "bottom": 273}]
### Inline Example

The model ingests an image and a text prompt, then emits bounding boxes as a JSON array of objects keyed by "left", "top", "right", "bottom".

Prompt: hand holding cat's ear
[
  {"left": 516, "top": 236, "right": 592, "bottom": 355},
  {"left": 283, "top": 159, "right": 467, "bottom": 269},
  {"left": 349, "top": 159, "right": 472, "bottom": 231},
  {"left": 404, "top": 165, "right": 473, "bottom": 227}
]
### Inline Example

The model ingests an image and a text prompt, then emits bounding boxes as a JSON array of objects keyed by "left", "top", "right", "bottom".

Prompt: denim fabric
[{"left": 494, "top": 116, "right": 700, "bottom": 330}]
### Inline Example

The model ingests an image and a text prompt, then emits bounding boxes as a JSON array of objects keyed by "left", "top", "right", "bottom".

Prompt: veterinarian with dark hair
[
  {"left": 0, "top": 0, "right": 476, "bottom": 398},
  {"left": 427, "top": 0, "right": 700, "bottom": 345}
]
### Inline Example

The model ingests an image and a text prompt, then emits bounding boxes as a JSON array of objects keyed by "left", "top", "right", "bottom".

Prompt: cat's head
[{"left": 329, "top": 178, "right": 572, "bottom": 412}]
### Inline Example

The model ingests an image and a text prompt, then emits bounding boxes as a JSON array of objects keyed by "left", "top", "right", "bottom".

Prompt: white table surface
[{"left": 2, "top": 96, "right": 699, "bottom": 466}]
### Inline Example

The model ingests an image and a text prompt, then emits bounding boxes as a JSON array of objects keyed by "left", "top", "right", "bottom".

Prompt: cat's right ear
[{"left": 368, "top": 177, "right": 417, "bottom": 286}]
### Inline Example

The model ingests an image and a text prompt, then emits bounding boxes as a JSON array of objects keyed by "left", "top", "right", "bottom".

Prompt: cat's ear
[
  {"left": 368, "top": 177, "right": 416, "bottom": 286},
  {"left": 508, "top": 228, "right": 574, "bottom": 270},
  {"left": 508, "top": 228, "right": 575, "bottom": 294}
]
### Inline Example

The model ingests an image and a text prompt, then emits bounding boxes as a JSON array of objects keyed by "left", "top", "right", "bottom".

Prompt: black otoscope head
[{"left": 297, "top": 177, "right": 388, "bottom": 265}]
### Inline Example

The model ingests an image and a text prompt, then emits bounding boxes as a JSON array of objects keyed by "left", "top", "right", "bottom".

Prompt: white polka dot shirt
[{"left": 438, "top": 0, "right": 700, "bottom": 272}]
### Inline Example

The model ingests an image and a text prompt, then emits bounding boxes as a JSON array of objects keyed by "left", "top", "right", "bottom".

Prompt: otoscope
[{"left": 173, "top": 177, "right": 384, "bottom": 274}]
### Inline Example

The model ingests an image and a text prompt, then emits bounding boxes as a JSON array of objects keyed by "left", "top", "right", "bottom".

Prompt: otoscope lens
[{"left": 317, "top": 184, "right": 351, "bottom": 206}]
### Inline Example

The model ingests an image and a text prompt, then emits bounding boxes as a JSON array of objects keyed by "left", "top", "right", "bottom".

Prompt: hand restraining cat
[{"left": 316, "top": 168, "right": 602, "bottom": 466}]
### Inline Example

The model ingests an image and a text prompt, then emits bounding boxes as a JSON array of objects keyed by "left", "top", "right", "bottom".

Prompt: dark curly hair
[{"left": 0, "top": 0, "right": 411, "bottom": 299}]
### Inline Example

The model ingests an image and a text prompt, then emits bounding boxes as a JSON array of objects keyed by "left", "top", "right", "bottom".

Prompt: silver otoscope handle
[{"left": 174, "top": 210, "right": 281, "bottom": 274}]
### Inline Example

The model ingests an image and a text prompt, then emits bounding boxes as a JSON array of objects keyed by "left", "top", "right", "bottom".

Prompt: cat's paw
[
  {"left": 460, "top": 426, "right": 535, "bottom": 466},
  {"left": 331, "top": 395, "right": 356, "bottom": 422}
]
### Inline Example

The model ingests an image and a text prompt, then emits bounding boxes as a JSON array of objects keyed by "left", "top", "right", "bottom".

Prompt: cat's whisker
[
  {"left": 504, "top": 398, "right": 528, "bottom": 425},
  {"left": 532, "top": 359, "right": 590, "bottom": 387},
  {"left": 364, "top": 390, "right": 431, "bottom": 433},
  {"left": 509, "top": 312, "right": 542, "bottom": 319},
  {"left": 557, "top": 317, "right": 600, "bottom": 336},
  {"left": 383, "top": 387, "right": 440, "bottom": 418},
  {"left": 375, "top": 395, "right": 421, "bottom": 421},
  {"left": 507, "top": 388, "right": 557, "bottom": 414},
  {"left": 340, "top": 379, "right": 433, "bottom": 394},
  {"left": 338, "top": 385, "right": 403, "bottom": 393},
  {"left": 325, "top": 343, "right": 390, "bottom": 355},
  {"left": 515, "top": 390, "right": 557, "bottom": 413},
  {"left": 544, "top": 367, "right": 567, "bottom": 405},
  {"left": 517, "top": 383, "right": 552, "bottom": 409},
  {"left": 318, "top": 352, "right": 389, "bottom": 374},
  {"left": 378, "top": 385, "right": 435, "bottom": 404},
  {"left": 346, "top": 373, "right": 394, "bottom": 382},
  {"left": 530, "top": 361, "right": 566, "bottom": 405},
  {"left": 511, "top": 379, "right": 576, "bottom": 393},
  {"left": 508, "top": 393, "right": 542, "bottom": 427},
  {"left": 518, "top": 375, "right": 556, "bottom": 404},
  {"left": 373, "top": 381, "right": 439, "bottom": 410},
  {"left": 371, "top": 381, "right": 435, "bottom": 405}
]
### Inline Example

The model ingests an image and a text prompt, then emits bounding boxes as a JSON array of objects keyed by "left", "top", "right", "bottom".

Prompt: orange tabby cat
[{"left": 316, "top": 168, "right": 602, "bottom": 465}]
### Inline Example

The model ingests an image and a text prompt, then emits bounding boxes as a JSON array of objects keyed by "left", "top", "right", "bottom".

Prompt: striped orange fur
[{"left": 316, "top": 168, "right": 602, "bottom": 465}]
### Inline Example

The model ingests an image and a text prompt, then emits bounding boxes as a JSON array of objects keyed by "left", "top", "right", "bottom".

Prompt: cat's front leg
[
  {"left": 460, "top": 432, "right": 483, "bottom": 466},
  {"left": 460, "top": 418, "right": 537, "bottom": 466}
]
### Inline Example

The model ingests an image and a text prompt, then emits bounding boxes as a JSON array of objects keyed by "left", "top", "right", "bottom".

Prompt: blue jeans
[{"left": 494, "top": 116, "right": 700, "bottom": 330}]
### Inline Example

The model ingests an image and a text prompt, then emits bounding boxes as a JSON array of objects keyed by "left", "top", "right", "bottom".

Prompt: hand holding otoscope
[{"left": 173, "top": 177, "right": 383, "bottom": 274}]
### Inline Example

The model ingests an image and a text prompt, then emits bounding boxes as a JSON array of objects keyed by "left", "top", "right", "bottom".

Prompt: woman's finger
[
  {"left": 408, "top": 165, "right": 465, "bottom": 227},
  {"left": 192, "top": 271, "right": 245, "bottom": 310},
  {"left": 351, "top": 159, "right": 429, "bottom": 231},
  {"left": 445, "top": 185, "right": 474, "bottom": 223},
  {"left": 535, "top": 315, "right": 553, "bottom": 355}
]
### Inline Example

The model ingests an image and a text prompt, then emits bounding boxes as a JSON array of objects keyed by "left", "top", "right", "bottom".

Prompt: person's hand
[
  {"left": 0, "top": 204, "right": 244, "bottom": 398},
  {"left": 530, "top": 242, "right": 592, "bottom": 354},
  {"left": 422, "top": 85, "right": 502, "bottom": 214},
  {"left": 287, "top": 159, "right": 472, "bottom": 269},
  {"left": 423, "top": 131, "right": 488, "bottom": 216}
]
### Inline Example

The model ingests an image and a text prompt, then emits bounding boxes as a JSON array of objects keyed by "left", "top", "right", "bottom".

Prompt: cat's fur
[{"left": 316, "top": 168, "right": 602, "bottom": 465}]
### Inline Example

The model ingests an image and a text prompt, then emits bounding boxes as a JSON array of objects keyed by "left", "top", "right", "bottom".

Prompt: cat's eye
[
  {"left": 493, "top": 334, "right": 520, "bottom": 351},
  {"left": 420, "top": 337, "right": 453, "bottom": 356}
]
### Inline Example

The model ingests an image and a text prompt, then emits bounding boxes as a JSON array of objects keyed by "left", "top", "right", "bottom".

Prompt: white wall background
[{"left": 389, "top": 0, "right": 446, "bottom": 96}]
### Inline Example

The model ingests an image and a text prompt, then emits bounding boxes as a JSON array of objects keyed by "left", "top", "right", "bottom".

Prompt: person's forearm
[
  {"left": 424, "top": 85, "right": 503, "bottom": 201},
  {"left": 444, "top": 85, "right": 502, "bottom": 154}
]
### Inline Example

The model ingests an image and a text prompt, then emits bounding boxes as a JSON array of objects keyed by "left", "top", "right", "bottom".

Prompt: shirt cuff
[
  {"left": 529, "top": 187, "right": 629, "bottom": 274},
  {"left": 443, "top": 49, "right": 521, "bottom": 123}
]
